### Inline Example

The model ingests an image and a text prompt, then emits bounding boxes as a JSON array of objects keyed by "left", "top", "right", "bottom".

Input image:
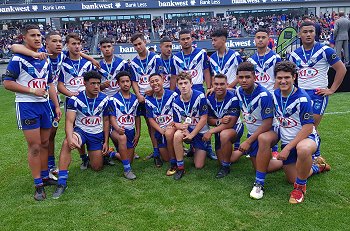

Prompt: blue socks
[
  {"left": 34, "top": 178, "right": 43, "bottom": 187},
  {"left": 177, "top": 160, "right": 184, "bottom": 169},
  {"left": 58, "top": 170, "right": 68, "bottom": 186},
  {"left": 311, "top": 164, "right": 320, "bottom": 175},
  {"left": 255, "top": 170, "right": 266, "bottom": 186},
  {"left": 296, "top": 177, "right": 307, "bottom": 186},
  {"left": 122, "top": 160, "right": 131, "bottom": 172},
  {"left": 170, "top": 158, "right": 177, "bottom": 166},
  {"left": 153, "top": 147, "right": 160, "bottom": 158},
  {"left": 48, "top": 155, "right": 56, "bottom": 170},
  {"left": 109, "top": 151, "right": 117, "bottom": 159},
  {"left": 41, "top": 170, "right": 49, "bottom": 180},
  {"left": 221, "top": 161, "right": 231, "bottom": 167}
]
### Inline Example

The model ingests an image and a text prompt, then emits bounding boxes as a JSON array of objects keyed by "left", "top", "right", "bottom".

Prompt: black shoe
[
  {"left": 103, "top": 156, "right": 116, "bottom": 166},
  {"left": 34, "top": 185, "right": 46, "bottom": 201},
  {"left": 80, "top": 160, "right": 89, "bottom": 170},
  {"left": 43, "top": 177, "right": 58, "bottom": 186},
  {"left": 174, "top": 168, "right": 185, "bottom": 180},
  {"left": 185, "top": 148, "right": 194, "bottom": 157},
  {"left": 215, "top": 166, "right": 231, "bottom": 178},
  {"left": 52, "top": 184, "right": 67, "bottom": 199},
  {"left": 154, "top": 156, "right": 163, "bottom": 168}
]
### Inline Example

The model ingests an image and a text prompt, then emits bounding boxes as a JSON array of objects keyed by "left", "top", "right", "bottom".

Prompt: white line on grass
[{"left": 324, "top": 111, "right": 350, "bottom": 115}]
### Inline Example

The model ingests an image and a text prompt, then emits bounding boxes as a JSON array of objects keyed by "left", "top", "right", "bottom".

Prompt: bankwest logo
[
  {"left": 158, "top": 0, "right": 189, "bottom": 7},
  {"left": 81, "top": 3, "right": 114, "bottom": 10},
  {"left": 0, "top": 6, "right": 31, "bottom": 13},
  {"left": 232, "top": 0, "right": 260, "bottom": 3}
]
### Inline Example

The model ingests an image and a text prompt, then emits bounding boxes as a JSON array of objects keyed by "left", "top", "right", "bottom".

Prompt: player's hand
[
  {"left": 145, "top": 89, "right": 154, "bottom": 97},
  {"left": 55, "top": 107, "right": 62, "bottom": 122},
  {"left": 69, "top": 91, "right": 79, "bottom": 97},
  {"left": 68, "top": 137, "right": 79, "bottom": 150},
  {"left": 183, "top": 131, "right": 194, "bottom": 143},
  {"left": 133, "top": 134, "right": 140, "bottom": 147},
  {"left": 166, "top": 122, "right": 175, "bottom": 129},
  {"left": 32, "top": 88, "right": 48, "bottom": 97},
  {"left": 315, "top": 88, "right": 334, "bottom": 96},
  {"left": 102, "top": 81, "right": 110, "bottom": 89},
  {"left": 206, "top": 88, "right": 214, "bottom": 96},
  {"left": 116, "top": 126, "right": 125, "bottom": 135},
  {"left": 238, "top": 140, "right": 251, "bottom": 153},
  {"left": 181, "top": 123, "right": 189, "bottom": 130},
  {"left": 33, "top": 52, "right": 50, "bottom": 60},
  {"left": 221, "top": 116, "right": 231, "bottom": 124},
  {"left": 102, "top": 142, "right": 109, "bottom": 155},
  {"left": 277, "top": 148, "right": 290, "bottom": 161},
  {"left": 92, "top": 59, "right": 101, "bottom": 69},
  {"left": 202, "top": 131, "right": 212, "bottom": 142},
  {"left": 137, "top": 94, "right": 145, "bottom": 103}
]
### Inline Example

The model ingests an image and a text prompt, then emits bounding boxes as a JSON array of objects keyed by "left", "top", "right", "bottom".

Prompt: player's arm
[
  {"left": 102, "top": 115, "right": 110, "bottom": 154},
  {"left": 170, "top": 74, "right": 177, "bottom": 91},
  {"left": 132, "top": 81, "right": 145, "bottom": 103},
  {"left": 65, "top": 110, "right": 79, "bottom": 149},
  {"left": 228, "top": 78, "right": 239, "bottom": 89},
  {"left": 48, "top": 83, "right": 62, "bottom": 121},
  {"left": 247, "top": 117, "right": 273, "bottom": 145},
  {"left": 11, "top": 44, "right": 48, "bottom": 60},
  {"left": 57, "top": 81, "right": 76, "bottom": 97},
  {"left": 207, "top": 115, "right": 237, "bottom": 134},
  {"left": 133, "top": 116, "right": 141, "bottom": 147},
  {"left": 188, "top": 114, "right": 207, "bottom": 138},
  {"left": 80, "top": 52, "right": 100, "bottom": 69},
  {"left": 148, "top": 118, "right": 165, "bottom": 135},
  {"left": 318, "top": 61, "right": 346, "bottom": 96},
  {"left": 204, "top": 68, "right": 212, "bottom": 90}
]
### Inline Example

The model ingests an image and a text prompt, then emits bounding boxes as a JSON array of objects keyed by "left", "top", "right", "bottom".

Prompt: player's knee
[
  {"left": 220, "top": 130, "right": 234, "bottom": 143},
  {"left": 165, "top": 129, "right": 174, "bottom": 140},
  {"left": 90, "top": 162, "right": 103, "bottom": 171},
  {"left": 195, "top": 162, "right": 205, "bottom": 169},
  {"left": 29, "top": 143, "right": 41, "bottom": 157},
  {"left": 296, "top": 143, "right": 314, "bottom": 158},
  {"left": 174, "top": 130, "right": 183, "bottom": 141}
]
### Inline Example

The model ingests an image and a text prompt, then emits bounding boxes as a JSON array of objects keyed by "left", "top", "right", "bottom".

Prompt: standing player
[
  {"left": 98, "top": 38, "right": 129, "bottom": 97},
  {"left": 3, "top": 24, "right": 61, "bottom": 200},
  {"left": 109, "top": 71, "right": 140, "bottom": 180},
  {"left": 53, "top": 71, "right": 110, "bottom": 198},
  {"left": 289, "top": 21, "right": 346, "bottom": 130},
  {"left": 172, "top": 72, "right": 210, "bottom": 180},
  {"left": 146, "top": 73, "right": 178, "bottom": 175},
  {"left": 58, "top": 33, "right": 95, "bottom": 169},
  {"left": 248, "top": 28, "right": 281, "bottom": 158},
  {"left": 234, "top": 62, "right": 282, "bottom": 195},
  {"left": 289, "top": 21, "right": 346, "bottom": 159},
  {"left": 210, "top": 28, "right": 243, "bottom": 89},
  {"left": 173, "top": 29, "right": 216, "bottom": 160},
  {"left": 129, "top": 32, "right": 162, "bottom": 161},
  {"left": 204, "top": 73, "right": 242, "bottom": 178},
  {"left": 159, "top": 36, "right": 176, "bottom": 91}
]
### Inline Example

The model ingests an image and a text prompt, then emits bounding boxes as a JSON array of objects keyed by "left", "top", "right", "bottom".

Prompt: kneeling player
[
  {"left": 109, "top": 71, "right": 140, "bottom": 180},
  {"left": 204, "top": 73, "right": 242, "bottom": 178},
  {"left": 234, "top": 62, "right": 283, "bottom": 198},
  {"left": 172, "top": 72, "right": 210, "bottom": 180},
  {"left": 53, "top": 71, "right": 110, "bottom": 198},
  {"left": 274, "top": 61, "right": 329, "bottom": 204},
  {"left": 146, "top": 73, "right": 178, "bottom": 175}
]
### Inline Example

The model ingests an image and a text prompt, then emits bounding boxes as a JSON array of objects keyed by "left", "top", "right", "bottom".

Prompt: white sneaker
[
  {"left": 250, "top": 183, "right": 264, "bottom": 199},
  {"left": 124, "top": 170, "right": 137, "bottom": 180}
]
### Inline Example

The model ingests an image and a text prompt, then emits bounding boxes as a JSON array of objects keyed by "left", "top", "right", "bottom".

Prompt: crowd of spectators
[{"left": 0, "top": 11, "right": 348, "bottom": 59}]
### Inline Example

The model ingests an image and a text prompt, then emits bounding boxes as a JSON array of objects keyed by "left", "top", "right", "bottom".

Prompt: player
[
  {"left": 234, "top": 62, "right": 282, "bottom": 196},
  {"left": 248, "top": 27, "right": 282, "bottom": 158},
  {"left": 210, "top": 28, "right": 243, "bottom": 89},
  {"left": 98, "top": 38, "right": 129, "bottom": 97},
  {"left": 289, "top": 21, "right": 346, "bottom": 130},
  {"left": 159, "top": 36, "right": 176, "bottom": 91},
  {"left": 204, "top": 73, "right": 242, "bottom": 178},
  {"left": 3, "top": 24, "right": 61, "bottom": 201},
  {"left": 52, "top": 71, "right": 110, "bottom": 199},
  {"left": 129, "top": 32, "right": 162, "bottom": 162},
  {"left": 108, "top": 71, "right": 140, "bottom": 180},
  {"left": 173, "top": 29, "right": 216, "bottom": 160},
  {"left": 145, "top": 73, "right": 178, "bottom": 175},
  {"left": 172, "top": 72, "right": 210, "bottom": 180},
  {"left": 58, "top": 32, "right": 95, "bottom": 169}
]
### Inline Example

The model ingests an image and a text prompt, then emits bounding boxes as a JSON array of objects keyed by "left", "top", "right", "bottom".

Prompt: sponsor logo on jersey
[
  {"left": 255, "top": 73, "right": 270, "bottom": 83},
  {"left": 109, "top": 80, "right": 119, "bottom": 88},
  {"left": 28, "top": 78, "right": 47, "bottom": 89},
  {"left": 139, "top": 75, "right": 150, "bottom": 85},
  {"left": 156, "top": 114, "right": 173, "bottom": 126},
  {"left": 298, "top": 68, "right": 318, "bottom": 79},
  {"left": 118, "top": 114, "right": 135, "bottom": 125},
  {"left": 277, "top": 116, "right": 298, "bottom": 128},
  {"left": 243, "top": 112, "right": 257, "bottom": 124},
  {"left": 184, "top": 69, "right": 198, "bottom": 78},
  {"left": 81, "top": 116, "right": 101, "bottom": 127},
  {"left": 69, "top": 76, "right": 84, "bottom": 86}
]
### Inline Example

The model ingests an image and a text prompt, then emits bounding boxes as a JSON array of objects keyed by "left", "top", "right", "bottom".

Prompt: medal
[
  {"left": 52, "top": 120, "right": 59, "bottom": 128},
  {"left": 185, "top": 117, "right": 192, "bottom": 124},
  {"left": 282, "top": 118, "right": 288, "bottom": 127}
]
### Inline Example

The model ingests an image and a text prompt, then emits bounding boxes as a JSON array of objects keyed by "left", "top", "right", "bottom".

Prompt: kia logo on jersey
[
  {"left": 28, "top": 78, "right": 47, "bottom": 89},
  {"left": 243, "top": 112, "right": 257, "bottom": 124},
  {"left": 118, "top": 114, "right": 135, "bottom": 125},
  {"left": 109, "top": 80, "right": 119, "bottom": 88},
  {"left": 255, "top": 73, "right": 270, "bottom": 83},
  {"left": 156, "top": 114, "right": 172, "bottom": 126},
  {"left": 184, "top": 70, "right": 198, "bottom": 78},
  {"left": 298, "top": 68, "right": 318, "bottom": 79},
  {"left": 69, "top": 76, "right": 84, "bottom": 86},
  {"left": 81, "top": 116, "right": 101, "bottom": 127},
  {"left": 277, "top": 117, "right": 298, "bottom": 128},
  {"left": 139, "top": 75, "right": 150, "bottom": 85}
]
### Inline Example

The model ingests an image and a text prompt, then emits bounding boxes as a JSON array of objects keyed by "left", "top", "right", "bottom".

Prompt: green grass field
[{"left": 0, "top": 87, "right": 350, "bottom": 231}]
